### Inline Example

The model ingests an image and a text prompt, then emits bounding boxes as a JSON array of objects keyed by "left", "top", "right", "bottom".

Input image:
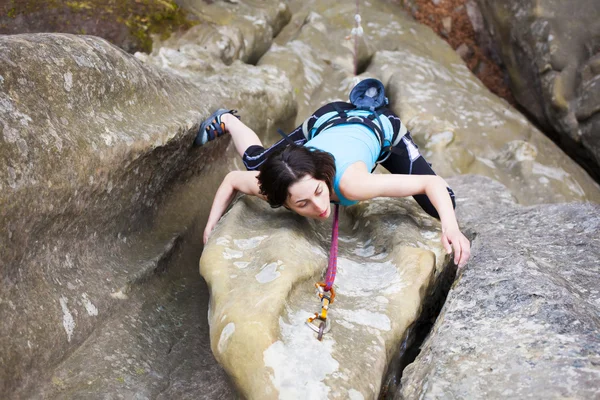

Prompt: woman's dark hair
[{"left": 257, "top": 145, "right": 336, "bottom": 208}]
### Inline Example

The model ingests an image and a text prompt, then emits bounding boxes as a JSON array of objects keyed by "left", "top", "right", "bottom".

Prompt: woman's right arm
[{"left": 203, "top": 170, "right": 263, "bottom": 244}]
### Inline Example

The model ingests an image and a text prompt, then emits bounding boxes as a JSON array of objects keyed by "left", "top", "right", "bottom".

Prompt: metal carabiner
[
  {"left": 305, "top": 282, "right": 336, "bottom": 340},
  {"left": 314, "top": 282, "right": 336, "bottom": 303},
  {"left": 305, "top": 315, "right": 331, "bottom": 340}
]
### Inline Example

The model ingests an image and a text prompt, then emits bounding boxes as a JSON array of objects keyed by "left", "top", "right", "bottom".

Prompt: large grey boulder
[
  {"left": 200, "top": 192, "right": 451, "bottom": 399},
  {"left": 399, "top": 175, "right": 600, "bottom": 399},
  {"left": 139, "top": 0, "right": 291, "bottom": 74},
  {"left": 368, "top": 50, "right": 600, "bottom": 205},
  {"left": 0, "top": 32, "right": 294, "bottom": 398},
  {"left": 3, "top": 0, "right": 600, "bottom": 398},
  {"left": 475, "top": 0, "right": 600, "bottom": 180}
]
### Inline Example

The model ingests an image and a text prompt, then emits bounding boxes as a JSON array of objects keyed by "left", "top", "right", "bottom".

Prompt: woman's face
[{"left": 286, "top": 175, "right": 331, "bottom": 219}]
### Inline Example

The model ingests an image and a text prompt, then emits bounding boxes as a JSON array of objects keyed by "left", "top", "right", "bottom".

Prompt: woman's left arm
[{"left": 341, "top": 166, "right": 470, "bottom": 267}]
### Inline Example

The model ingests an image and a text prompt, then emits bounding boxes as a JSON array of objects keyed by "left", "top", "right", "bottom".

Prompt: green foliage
[
  {"left": 1, "top": 0, "right": 197, "bottom": 54},
  {"left": 124, "top": 0, "right": 197, "bottom": 53}
]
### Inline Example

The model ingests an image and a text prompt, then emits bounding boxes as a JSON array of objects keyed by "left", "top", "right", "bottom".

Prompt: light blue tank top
[{"left": 304, "top": 113, "right": 393, "bottom": 206}]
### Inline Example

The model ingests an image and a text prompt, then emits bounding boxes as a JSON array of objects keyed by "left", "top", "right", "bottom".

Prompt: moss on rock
[{"left": 0, "top": 0, "right": 198, "bottom": 53}]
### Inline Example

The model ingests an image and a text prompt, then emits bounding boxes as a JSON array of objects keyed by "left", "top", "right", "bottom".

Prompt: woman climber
[{"left": 197, "top": 79, "right": 470, "bottom": 268}]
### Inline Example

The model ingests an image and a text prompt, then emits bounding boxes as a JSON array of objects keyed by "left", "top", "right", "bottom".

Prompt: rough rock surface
[
  {"left": 200, "top": 193, "right": 450, "bottom": 399},
  {"left": 0, "top": 32, "right": 293, "bottom": 397},
  {"left": 257, "top": 0, "right": 600, "bottom": 204},
  {"left": 141, "top": 0, "right": 291, "bottom": 71},
  {"left": 3, "top": 0, "right": 600, "bottom": 398},
  {"left": 398, "top": 0, "right": 515, "bottom": 104},
  {"left": 399, "top": 175, "right": 600, "bottom": 399},
  {"left": 475, "top": 0, "right": 600, "bottom": 181},
  {"left": 368, "top": 50, "right": 600, "bottom": 205}
]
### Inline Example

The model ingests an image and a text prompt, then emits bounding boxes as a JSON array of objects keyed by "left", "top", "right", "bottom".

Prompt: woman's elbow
[{"left": 426, "top": 175, "right": 448, "bottom": 193}]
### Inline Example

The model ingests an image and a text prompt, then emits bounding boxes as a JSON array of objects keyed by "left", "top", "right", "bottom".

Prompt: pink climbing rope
[
  {"left": 323, "top": 204, "right": 340, "bottom": 292},
  {"left": 323, "top": 0, "right": 359, "bottom": 292}
]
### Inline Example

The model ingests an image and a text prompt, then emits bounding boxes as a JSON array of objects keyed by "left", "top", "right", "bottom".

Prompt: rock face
[
  {"left": 0, "top": 32, "right": 294, "bottom": 397},
  {"left": 475, "top": 0, "right": 600, "bottom": 180},
  {"left": 200, "top": 194, "right": 450, "bottom": 399},
  {"left": 368, "top": 49, "right": 600, "bottom": 205},
  {"left": 400, "top": 175, "right": 600, "bottom": 399},
  {"left": 2, "top": 0, "right": 600, "bottom": 398},
  {"left": 256, "top": 0, "right": 600, "bottom": 205}
]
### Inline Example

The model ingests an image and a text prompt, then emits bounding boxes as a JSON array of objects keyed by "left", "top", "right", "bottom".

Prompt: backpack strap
[
  {"left": 277, "top": 128, "right": 296, "bottom": 145},
  {"left": 311, "top": 109, "right": 348, "bottom": 139},
  {"left": 375, "top": 109, "right": 410, "bottom": 163},
  {"left": 303, "top": 99, "right": 404, "bottom": 164},
  {"left": 333, "top": 102, "right": 348, "bottom": 119},
  {"left": 309, "top": 106, "right": 392, "bottom": 162}
]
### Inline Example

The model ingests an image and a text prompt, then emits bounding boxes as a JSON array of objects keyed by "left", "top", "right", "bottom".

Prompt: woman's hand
[
  {"left": 441, "top": 226, "right": 471, "bottom": 269},
  {"left": 202, "top": 171, "right": 263, "bottom": 246}
]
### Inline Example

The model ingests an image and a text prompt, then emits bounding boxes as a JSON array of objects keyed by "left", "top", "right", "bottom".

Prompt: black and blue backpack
[{"left": 302, "top": 78, "right": 404, "bottom": 163}]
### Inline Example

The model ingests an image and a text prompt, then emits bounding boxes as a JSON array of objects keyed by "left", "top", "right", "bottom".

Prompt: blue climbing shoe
[{"left": 194, "top": 109, "right": 239, "bottom": 146}]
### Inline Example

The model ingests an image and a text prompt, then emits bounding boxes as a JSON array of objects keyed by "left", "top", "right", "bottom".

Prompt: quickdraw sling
[{"left": 305, "top": 203, "right": 340, "bottom": 340}]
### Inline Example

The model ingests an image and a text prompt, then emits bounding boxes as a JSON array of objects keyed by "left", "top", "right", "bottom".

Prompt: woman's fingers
[
  {"left": 454, "top": 236, "right": 470, "bottom": 268},
  {"left": 458, "top": 236, "right": 471, "bottom": 268},
  {"left": 443, "top": 230, "right": 471, "bottom": 268},
  {"left": 452, "top": 239, "right": 462, "bottom": 266},
  {"left": 441, "top": 234, "right": 452, "bottom": 254}
]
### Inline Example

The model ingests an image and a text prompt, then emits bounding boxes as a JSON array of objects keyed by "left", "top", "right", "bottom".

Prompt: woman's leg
[
  {"left": 219, "top": 102, "right": 337, "bottom": 169},
  {"left": 221, "top": 113, "right": 264, "bottom": 158},
  {"left": 380, "top": 133, "right": 455, "bottom": 219},
  {"left": 240, "top": 122, "right": 308, "bottom": 171}
]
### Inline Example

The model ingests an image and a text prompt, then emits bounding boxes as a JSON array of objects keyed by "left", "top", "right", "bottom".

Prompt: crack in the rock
[
  {"left": 379, "top": 231, "right": 477, "bottom": 399},
  {"left": 379, "top": 229, "right": 477, "bottom": 400},
  {"left": 379, "top": 259, "right": 458, "bottom": 399}
]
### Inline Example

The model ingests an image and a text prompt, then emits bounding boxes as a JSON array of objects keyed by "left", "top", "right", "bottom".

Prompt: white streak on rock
[
  {"left": 264, "top": 311, "right": 338, "bottom": 399},
  {"left": 370, "top": 252, "right": 388, "bottom": 260},
  {"left": 110, "top": 290, "right": 128, "bottom": 300},
  {"left": 101, "top": 133, "right": 113, "bottom": 146},
  {"left": 255, "top": 262, "right": 281, "bottom": 283},
  {"left": 233, "top": 261, "right": 250, "bottom": 269},
  {"left": 59, "top": 296, "right": 75, "bottom": 342},
  {"left": 223, "top": 248, "right": 243, "bottom": 259},
  {"left": 420, "top": 231, "right": 439, "bottom": 240},
  {"left": 348, "top": 389, "right": 365, "bottom": 400},
  {"left": 531, "top": 162, "right": 568, "bottom": 180},
  {"left": 428, "top": 130, "right": 454, "bottom": 145},
  {"left": 216, "top": 236, "right": 231, "bottom": 246},
  {"left": 234, "top": 235, "right": 268, "bottom": 250},
  {"left": 353, "top": 245, "right": 375, "bottom": 257},
  {"left": 81, "top": 293, "right": 98, "bottom": 316},
  {"left": 64, "top": 71, "right": 73, "bottom": 92},
  {"left": 218, "top": 322, "right": 235, "bottom": 354},
  {"left": 335, "top": 257, "right": 404, "bottom": 296},
  {"left": 476, "top": 156, "right": 496, "bottom": 169},
  {"left": 336, "top": 309, "right": 391, "bottom": 331}
]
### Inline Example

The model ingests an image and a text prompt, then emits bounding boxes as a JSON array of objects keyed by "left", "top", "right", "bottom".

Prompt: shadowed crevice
[
  {"left": 379, "top": 231, "right": 477, "bottom": 399},
  {"left": 379, "top": 260, "right": 458, "bottom": 398}
]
